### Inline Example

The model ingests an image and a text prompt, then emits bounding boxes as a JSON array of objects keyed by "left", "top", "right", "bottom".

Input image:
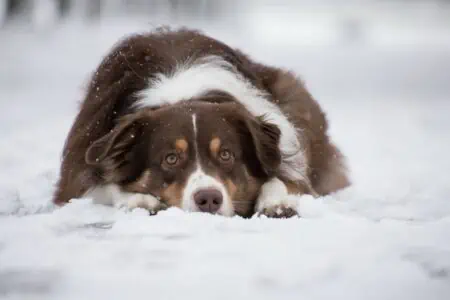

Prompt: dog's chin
[
  {"left": 182, "top": 206, "right": 235, "bottom": 217},
  {"left": 198, "top": 211, "right": 235, "bottom": 217},
  {"left": 216, "top": 209, "right": 235, "bottom": 217}
]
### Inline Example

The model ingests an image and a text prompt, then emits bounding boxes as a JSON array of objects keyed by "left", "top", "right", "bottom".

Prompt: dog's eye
[
  {"left": 165, "top": 153, "right": 178, "bottom": 165},
  {"left": 219, "top": 149, "right": 232, "bottom": 161}
]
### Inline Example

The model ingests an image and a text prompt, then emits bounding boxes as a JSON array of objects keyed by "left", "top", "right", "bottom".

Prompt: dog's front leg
[
  {"left": 85, "top": 184, "right": 168, "bottom": 215},
  {"left": 255, "top": 177, "right": 312, "bottom": 218}
]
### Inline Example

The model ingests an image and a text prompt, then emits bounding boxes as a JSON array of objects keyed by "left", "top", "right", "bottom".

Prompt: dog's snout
[{"left": 193, "top": 188, "right": 223, "bottom": 214}]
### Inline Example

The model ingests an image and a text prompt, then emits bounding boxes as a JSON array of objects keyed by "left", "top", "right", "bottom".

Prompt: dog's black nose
[{"left": 193, "top": 188, "right": 223, "bottom": 214}]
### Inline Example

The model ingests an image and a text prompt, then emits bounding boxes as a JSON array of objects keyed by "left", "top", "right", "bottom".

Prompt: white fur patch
[
  {"left": 83, "top": 184, "right": 161, "bottom": 213},
  {"left": 134, "top": 55, "right": 308, "bottom": 183},
  {"left": 182, "top": 167, "right": 234, "bottom": 217},
  {"left": 192, "top": 114, "right": 198, "bottom": 137},
  {"left": 255, "top": 177, "right": 299, "bottom": 213}
]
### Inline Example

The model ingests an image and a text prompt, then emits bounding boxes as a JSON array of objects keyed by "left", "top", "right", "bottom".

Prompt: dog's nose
[{"left": 193, "top": 188, "right": 223, "bottom": 214}]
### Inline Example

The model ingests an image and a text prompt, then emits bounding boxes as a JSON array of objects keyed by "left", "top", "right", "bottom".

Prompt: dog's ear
[
  {"left": 236, "top": 113, "right": 282, "bottom": 178},
  {"left": 85, "top": 114, "right": 146, "bottom": 168}
]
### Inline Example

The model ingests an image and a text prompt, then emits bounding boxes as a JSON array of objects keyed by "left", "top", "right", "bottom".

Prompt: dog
[{"left": 52, "top": 27, "right": 350, "bottom": 218}]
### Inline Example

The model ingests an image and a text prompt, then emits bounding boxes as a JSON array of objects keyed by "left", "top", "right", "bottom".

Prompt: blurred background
[
  {"left": 0, "top": 0, "right": 450, "bottom": 213},
  {"left": 1, "top": 0, "right": 450, "bottom": 97},
  {"left": 2, "top": 0, "right": 450, "bottom": 103}
]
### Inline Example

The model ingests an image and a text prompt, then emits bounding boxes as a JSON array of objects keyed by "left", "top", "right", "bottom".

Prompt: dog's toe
[{"left": 258, "top": 205, "right": 299, "bottom": 219}]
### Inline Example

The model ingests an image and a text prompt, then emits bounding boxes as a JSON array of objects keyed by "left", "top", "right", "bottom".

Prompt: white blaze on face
[
  {"left": 192, "top": 113, "right": 198, "bottom": 137},
  {"left": 181, "top": 114, "right": 234, "bottom": 216},
  {"left": 181, "top": 168, "right": 234, "bottom": 216}
]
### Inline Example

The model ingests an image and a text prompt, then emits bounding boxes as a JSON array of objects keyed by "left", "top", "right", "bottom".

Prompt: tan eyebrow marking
[
  {"left": 209, "top": 137, "right": 221, "bottom": 157},
  {"left": 175, "top": 138, "right": 188, "bottom": 152},
  {"left": 225, "top": 178, "right": 237, "bottom": 200}
]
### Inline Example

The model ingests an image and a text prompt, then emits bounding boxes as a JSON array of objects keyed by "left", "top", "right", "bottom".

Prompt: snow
[{"left": 1, "top": 11, "right": 450, "bottom": 300}]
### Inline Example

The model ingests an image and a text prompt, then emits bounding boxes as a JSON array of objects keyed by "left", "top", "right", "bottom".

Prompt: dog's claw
[
  {"left": 258, "top": 205, "right": 299, "bottom": 219},
  {"left": 148, "top": 202, "right": 169, "bottom": 216}
]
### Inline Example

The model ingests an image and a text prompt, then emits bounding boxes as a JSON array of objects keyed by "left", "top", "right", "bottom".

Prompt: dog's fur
[{"left": 53, "top": 27, "right": 350, "bottom": 218}]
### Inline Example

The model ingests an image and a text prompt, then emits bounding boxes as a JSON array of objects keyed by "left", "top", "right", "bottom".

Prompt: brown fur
[
  {"left": 53, "top": 27, "right": 349, "bottom": 217},
  {"left": 123, "top": 169, "right": 152, "bottom": 193},
  {"left": 161, "top": 182, "right": 184, "bottom": 207}
]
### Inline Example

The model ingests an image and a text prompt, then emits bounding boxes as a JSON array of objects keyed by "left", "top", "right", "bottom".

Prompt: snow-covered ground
[{"left": 1, "top": 10, "right": 450, "bottom": 300}]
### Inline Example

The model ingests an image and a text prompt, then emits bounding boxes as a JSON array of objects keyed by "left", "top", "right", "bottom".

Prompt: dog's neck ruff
[{"left": 134, "top": 55, "right": 308, "bottom": 183}]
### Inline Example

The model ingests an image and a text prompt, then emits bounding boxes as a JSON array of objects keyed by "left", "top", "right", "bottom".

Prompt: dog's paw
[
  {"left": 145, "top": 201, "right": 169, "bottom": 216},
  {"left": 258, "top": 204, "right": 299, "bottom": 219},
  {"left": 118, "top": 193, "right": 168, "bottom": 215},
  {"left": 255, "top": 178, "right": 300, "bottom": 219}
]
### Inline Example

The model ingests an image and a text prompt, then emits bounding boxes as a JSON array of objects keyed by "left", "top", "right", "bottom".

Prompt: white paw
[
  {"left": 257, "top": 202, "right": 299, "bottom": 218},
  {"left": 117, "top": 193, "right": 167, "bottom": 215},
  {"left": 84, "top": 184, "right": 167, "bottom": 215},
  {"left": 255, "top": 178, "right": 300, "bottom": 218},
  {"left": 256, "top": 196, "right": 300, "bottom": 218}
]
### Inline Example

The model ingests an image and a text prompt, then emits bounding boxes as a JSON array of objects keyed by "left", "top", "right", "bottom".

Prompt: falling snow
[{"left": 1, "top": 11, "right": 450, "bottom": 300}]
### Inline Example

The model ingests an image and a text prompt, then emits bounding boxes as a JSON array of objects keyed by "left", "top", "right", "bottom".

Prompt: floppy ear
[
  {"left": 239, "top": 115, "right": 282, "bottom": 178},
  {"left": 85, "top": 115, "right": 145, "bottom": 167}
]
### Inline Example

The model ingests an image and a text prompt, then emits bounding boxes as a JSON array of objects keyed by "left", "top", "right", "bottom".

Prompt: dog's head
[{"left": 85, "top": 100, "right": 281, "bottom": 217}]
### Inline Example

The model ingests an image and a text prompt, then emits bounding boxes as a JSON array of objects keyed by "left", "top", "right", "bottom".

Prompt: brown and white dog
[{"left": 53, "top": 27, "right": 350, "bottom": 218}]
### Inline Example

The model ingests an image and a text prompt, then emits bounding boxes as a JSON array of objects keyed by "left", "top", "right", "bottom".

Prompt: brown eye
[
  {"left": 219, "top": 149, "right": 232, "bottom": 161},
  {"left": 165, "top": 153, "right": 178, "bottom": 165}
]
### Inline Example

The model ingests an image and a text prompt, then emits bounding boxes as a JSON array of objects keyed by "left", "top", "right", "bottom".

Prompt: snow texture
[{"left": 1, "top": 13, "right": 450, "bottom": 300}]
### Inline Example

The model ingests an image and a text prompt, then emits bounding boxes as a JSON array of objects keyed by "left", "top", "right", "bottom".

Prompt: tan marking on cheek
[
  {"left": 213, "top": 174, "right": 236, "bottom": 202},
  {"left": 230, "top": 168, "right": 263, "bottom": 218},
  {"left": 242, "top": 167, "right": 262, "bottom": 198},
  {"left": 225, "top": 179, "right": 237, "bottom": 200},
  {"left": 209, "top": 137, "right": 221, "bottom": 157},
  {"left": 175, "top": 138, "right": 188, "bottom": 153},
  {"left": 123, "top": 170, "right": 152, "bottom": 193},
  {"left": 161, "top": 182, "right": 185, "bottom": 207}
]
